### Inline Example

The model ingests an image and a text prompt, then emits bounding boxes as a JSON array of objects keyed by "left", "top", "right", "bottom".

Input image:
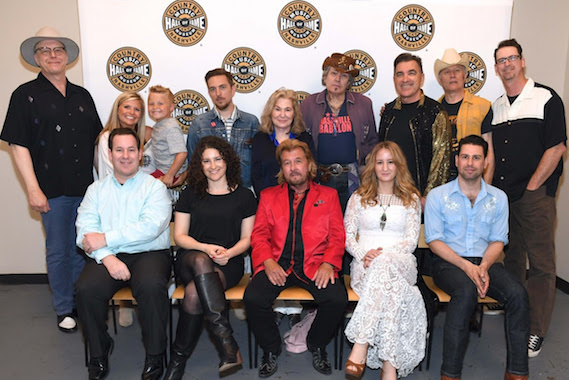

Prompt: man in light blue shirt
[
  {"left": 75, "top": 128, "right": 172, "bottom": 380},
  {"left": 425, "top": 135, "right": 529, "bottom": 380}
]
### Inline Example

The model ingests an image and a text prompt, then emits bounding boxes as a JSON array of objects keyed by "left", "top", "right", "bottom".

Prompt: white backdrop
[{"left": 78, "top": 0, "right": 513, "bottom": 129}]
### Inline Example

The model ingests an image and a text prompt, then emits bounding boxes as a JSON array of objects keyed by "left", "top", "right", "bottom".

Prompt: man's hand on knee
[{"left": 102, "top": 255, "right": 131, "bottom": 281}]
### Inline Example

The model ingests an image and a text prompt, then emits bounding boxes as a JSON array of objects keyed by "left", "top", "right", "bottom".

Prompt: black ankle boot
[
  {"left": 194, "top": 272, "right": 242, "bottom": 376},
  {"left": 163, "top": 311, "right": 203, "bottom": 380}
]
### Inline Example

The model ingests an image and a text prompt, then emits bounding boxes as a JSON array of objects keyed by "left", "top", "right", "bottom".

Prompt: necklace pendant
[{"left": 380, "top": 212, "right": 387, "bottom": 231}]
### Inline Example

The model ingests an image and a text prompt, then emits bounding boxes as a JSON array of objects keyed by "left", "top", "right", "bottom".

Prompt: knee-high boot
[
  {"left": 194, "top": 272, "right": 242, "bottom": 376},
  {"left": 163, "top": 311, "right": 203, "bottom": 380}
]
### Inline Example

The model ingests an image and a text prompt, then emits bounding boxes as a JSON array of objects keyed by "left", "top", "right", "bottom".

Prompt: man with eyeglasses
[
  {"left": 1, "top": 27, "right": 102, "bottom": 333},
  {"left": 491, "top": 38, "right": 567, "bottom": 358}
]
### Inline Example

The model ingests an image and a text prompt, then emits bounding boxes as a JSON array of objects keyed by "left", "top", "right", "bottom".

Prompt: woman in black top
[
  {"left": 251, "top": 88, "right": 315, "bottom": 196},
  {"left": 164, "top": 136, "right": 256, "bottom": 379}
]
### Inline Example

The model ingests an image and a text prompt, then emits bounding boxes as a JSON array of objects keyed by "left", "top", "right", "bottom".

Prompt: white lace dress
[{"left": 344, "top": 193, "right": 426, "bottom": 377}]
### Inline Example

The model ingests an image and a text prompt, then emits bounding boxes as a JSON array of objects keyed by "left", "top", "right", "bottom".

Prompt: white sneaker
[
  {"left": 57, "top": 315, "right": 77, "bottom": 332},
  {"left": 119, "top": 305, "right": 134, "bottom": 327},
  {"left": 528, "top": 334, "right": 544, "bottom": 358},
  {"left": 483, "top": 303, "right": 505, "bottom": 315}
]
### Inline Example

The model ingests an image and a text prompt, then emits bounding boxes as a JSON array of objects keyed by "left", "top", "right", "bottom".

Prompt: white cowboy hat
[
  {"left": 434, "top": 48, "right": 469, "bottom": 77},
  {"left": 20, "top": 26, "right": 79, "bottom": 67}
]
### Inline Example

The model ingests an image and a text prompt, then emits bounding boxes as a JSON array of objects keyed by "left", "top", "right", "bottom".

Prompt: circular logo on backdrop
[
  {"left": 344, "top": 50, "right": 377, "bottom": 93},
  {"left": 391, "top": 4, "right": 435, "bottom": 51},
  {"left": 107, "top": 47, "right": 152, "bottom": 92},
  {"left": 295, "top": 91, "right": 310, "bottom": 104},
  {"left": 162, "top": 0, "right": 207, "bottom": 46},
  {"left": 461, "top": 51, "right": 486, "bottom": 95},
  {"left": 222, "top": 47, "right": 266, "bottom": 93},
  {"left": 173, "top": 90, "right": 210, "bottom": 133},
  {"left": 278, "top": 1, "right": 322, "bottom": 48}
]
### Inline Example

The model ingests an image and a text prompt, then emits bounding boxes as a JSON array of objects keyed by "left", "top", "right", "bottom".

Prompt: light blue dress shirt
[
  {"left": 76, "top": 169, "right": 172, "bottom": 263},
  {"left": 424, "top": 178, "right": 508, "bottom": 258}
]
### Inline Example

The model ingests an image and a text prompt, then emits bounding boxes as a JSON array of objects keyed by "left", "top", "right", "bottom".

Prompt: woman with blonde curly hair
[
  {"left": 344, "top": 141, "right": 427, "bottom": 380},
  {"left": 251, "top": 88, "right": 314, "bottom": 196}
]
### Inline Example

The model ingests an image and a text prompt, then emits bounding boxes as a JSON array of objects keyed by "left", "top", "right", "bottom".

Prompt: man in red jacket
[{"left": 244, "top": 139, "right": 347, "bottom": 378}]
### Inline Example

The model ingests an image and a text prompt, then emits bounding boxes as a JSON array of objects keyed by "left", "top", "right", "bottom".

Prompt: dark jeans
[
  {"left": 506, "top": 186, "right": 556, "bottom": 337},
  {"left": 41, "top": 195, "right": 86, "bottom": 315},
  {"left": 75, "top": 250, "right": 171, "bottom": 357},
  {"left": 432, "top": 255, "right": 529, "bottom": 378},
  {"left": 244, "top": 271, "right": 347, "bottom": 353}
]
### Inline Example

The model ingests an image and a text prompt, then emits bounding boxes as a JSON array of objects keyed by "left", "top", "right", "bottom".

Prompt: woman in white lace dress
[{"left": 344, "top": 141, "right": 427, "bottom": 379}]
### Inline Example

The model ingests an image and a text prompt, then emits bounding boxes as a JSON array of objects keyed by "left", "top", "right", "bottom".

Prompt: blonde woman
[
  {"left": 251, "top": 88, "right": 314, "bottom": 196},
  {"left": 344, "top": 141, "right": 426, "bottom": 379},
  {"left": 94, "top": 92, "right": 146, "bottom": 178}
]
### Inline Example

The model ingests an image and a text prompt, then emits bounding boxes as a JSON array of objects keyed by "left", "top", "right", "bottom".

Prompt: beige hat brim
[
  {"left": 434, "top": 55, "right": 469, "bottom": 77},
  {"left": 20, "top": 35, "right": 79, "bottom": 67}
]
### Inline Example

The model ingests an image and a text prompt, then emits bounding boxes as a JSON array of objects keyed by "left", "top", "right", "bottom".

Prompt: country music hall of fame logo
[
  {"left": 172, "top": 90, "right": 210, "bottom": 133},
  {"left": 162, "top": 0, "right": 207, "bottom": 46},
  {"left": 278, "top": 1, "right": 322, "bottom": 48},
  {"left": 461, "top": 51, "right": 487, "bottom": 94},
  {"left": 106, "top": 47, "right": 152, "bottom": 92},
  {"left": 222, "top": 47, "right": 266, "bottom": 93},
  {"left": 391, "top": 4, "right": 435, "bottom": 51},
  {"left": 344, "top": 50, "right": 377, "bottom": 94},
  {"left": 295, "top": 91, "right": 310, "bottom": 105}
]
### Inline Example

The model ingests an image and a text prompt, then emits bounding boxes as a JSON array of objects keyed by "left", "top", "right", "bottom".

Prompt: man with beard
[
  {"left": 186, "top": 68, "right": 259, "bottom": 188},
  {"left": 425, "top": 135, "right": 529, "bottom": 380},
  {"left": 244, "top": 139, "right": 347, "bottom": 378}
]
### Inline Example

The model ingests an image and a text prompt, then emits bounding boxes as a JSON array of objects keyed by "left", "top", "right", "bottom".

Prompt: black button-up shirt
[{"left": 1, "top": 73, "right": 102, "bottom": 198}]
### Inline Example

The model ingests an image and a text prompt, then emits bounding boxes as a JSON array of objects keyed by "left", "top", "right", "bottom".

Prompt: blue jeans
[
  {"left": 432, "top": 256, "right": 529, "bottom": 377},
  {"left": 41, "top": 195, "right": 86, "bottom": 315}
]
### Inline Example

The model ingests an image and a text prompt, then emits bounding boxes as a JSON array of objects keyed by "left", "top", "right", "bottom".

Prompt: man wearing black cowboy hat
[{"left": 1, "top": 26, "right": 102, "bottom": 333}]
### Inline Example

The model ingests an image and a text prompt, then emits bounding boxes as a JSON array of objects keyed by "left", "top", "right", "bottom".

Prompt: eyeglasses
[
  {"left": 35, "top": 46, "right": 66, "bottom": 56},
  {"left": 496, "top": 55, "right": 520, "bottom": 65}
]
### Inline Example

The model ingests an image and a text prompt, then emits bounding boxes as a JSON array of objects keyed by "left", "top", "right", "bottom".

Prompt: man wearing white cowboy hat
[
  {"left": 434, "top": 48, "right": 494, "bottom": 184},
  {"left": 1, "top": 26, "right": 102, "bottom": 333}
]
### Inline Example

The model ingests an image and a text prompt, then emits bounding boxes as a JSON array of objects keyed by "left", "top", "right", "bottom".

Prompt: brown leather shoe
[
  {"left": 441, "top": 376, "right": 460, "bottom": 380},
  {"left": 505, "top": 372, "right": 528, "bottom": 380}
]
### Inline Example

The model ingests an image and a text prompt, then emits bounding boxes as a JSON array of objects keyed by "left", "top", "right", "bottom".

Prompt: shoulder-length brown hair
[
  {"left": 188, "top": 136, "right": 241, "bottom": 198},
  {"left": 97, "top": 91, "right": 146, "bottom": 151},
  {"left": 275, "top": 139, "right": 317, "bottom": 184},
  {"left": 357, "top": 141, "right": 420, "bottom": 207},
  {"left": 259, "top": 88, "right": 306, "bottom": 135}
]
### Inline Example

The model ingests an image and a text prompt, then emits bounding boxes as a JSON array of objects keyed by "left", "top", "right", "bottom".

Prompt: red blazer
[{"left": 251, "top": 181, "right": 345, "bottom": 279}]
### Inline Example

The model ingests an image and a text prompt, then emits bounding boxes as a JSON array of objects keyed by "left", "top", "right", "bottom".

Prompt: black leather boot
[
  {"left": 194, "top": 272, "right": 242, "bottom": 376},
  {"left": 163, "top": 311, "right": 203, "bottom": 380}
]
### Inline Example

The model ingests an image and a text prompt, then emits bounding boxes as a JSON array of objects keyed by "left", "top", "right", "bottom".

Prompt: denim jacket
[{"left": 186, "top": 107, "right": 260, "bottom": 188}]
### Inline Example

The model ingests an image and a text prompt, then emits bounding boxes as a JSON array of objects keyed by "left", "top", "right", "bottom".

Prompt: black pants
[
  {"left": 244, "top": 271, "right": 347, "bottom": 353},
  {"left": 75, "top": 250, "right": 171, "bottom": 357}
]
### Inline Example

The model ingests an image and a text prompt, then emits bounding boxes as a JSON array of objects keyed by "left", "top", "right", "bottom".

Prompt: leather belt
[{"left": 318, "top": 163, "right": 350, "bottom": 182}]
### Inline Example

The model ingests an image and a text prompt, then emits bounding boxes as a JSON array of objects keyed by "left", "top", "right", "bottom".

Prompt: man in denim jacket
[{"left": 186, "top": 68, "right": 259, "bottom": 188}]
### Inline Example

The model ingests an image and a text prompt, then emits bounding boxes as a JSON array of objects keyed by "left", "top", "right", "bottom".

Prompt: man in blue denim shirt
[
  {"left": 187, "top": 68, "right": 259, "bottom": 188},
  {"left": 424, "top": 135, "right": 529, "bottom": 380}
]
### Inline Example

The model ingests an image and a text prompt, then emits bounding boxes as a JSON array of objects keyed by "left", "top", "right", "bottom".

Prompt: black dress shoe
[
  {"left": 88, "top": 337, "right": 114, "bottom": 380},
  {"left": 258, "top": 349, "right": 280, "bottom": 378},
  {"left": 308, "top": 345, "right": 331, "bottom": 375},
  {"left": 141, "top": 354, "right": 164, "bottom": 380}
]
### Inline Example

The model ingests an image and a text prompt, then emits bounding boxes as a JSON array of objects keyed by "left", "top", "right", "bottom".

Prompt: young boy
[{"left": 148, "top": 85, "right": 188, "bottom": 187}]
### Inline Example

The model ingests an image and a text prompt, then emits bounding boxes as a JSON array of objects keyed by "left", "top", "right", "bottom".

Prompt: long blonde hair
[
  {"left": 259, "top": 88, "right": 306, "bottom": 135},
  {"left": 357, "top": 141, "right": 420, "bottom": 207},
  {"left": 97, "top": 92, "right": 146, "bottom": 151}
]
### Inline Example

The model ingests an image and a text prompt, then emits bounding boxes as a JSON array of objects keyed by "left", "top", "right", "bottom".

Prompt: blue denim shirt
[
  {"left": 424, "top": 178, "right": 509, "bottom": 258},
  {"left": 187, "top": 107, "right": 259, "bottom": 188}
]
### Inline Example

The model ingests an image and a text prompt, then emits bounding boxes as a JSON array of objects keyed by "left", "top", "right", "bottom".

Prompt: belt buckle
[{"left": 329, "top": 163, "right": 343, "bottom": 176}]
